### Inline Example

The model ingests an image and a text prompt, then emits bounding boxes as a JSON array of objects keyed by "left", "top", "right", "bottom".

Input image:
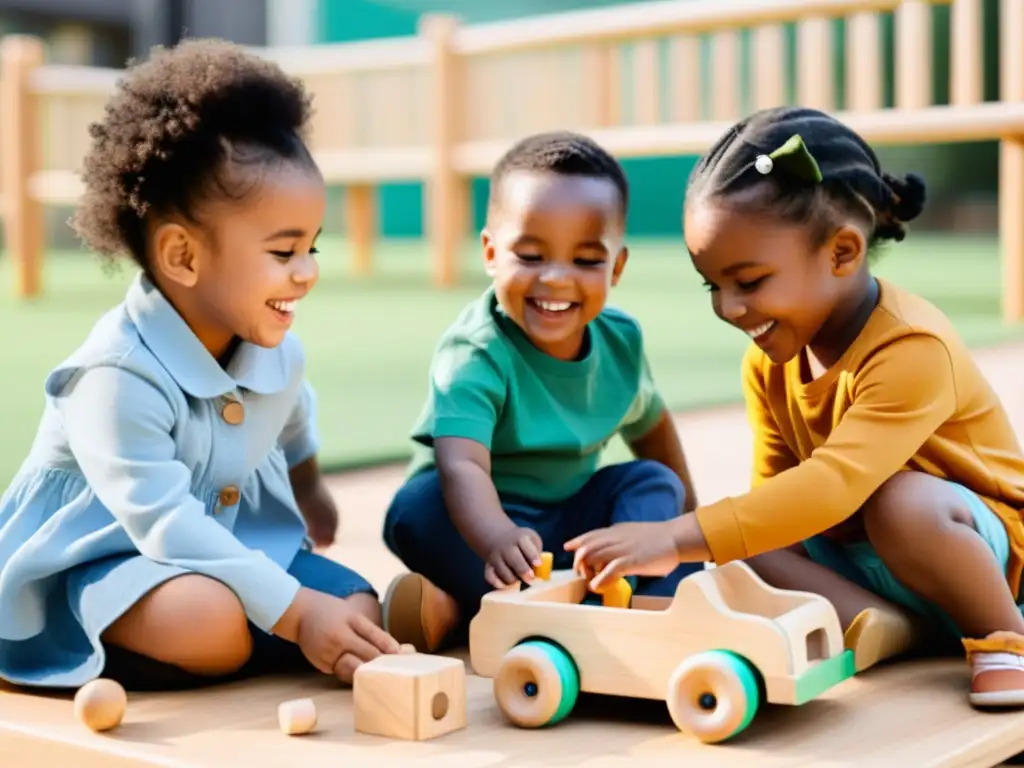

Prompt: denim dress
[{"left": 0, "top": 273, "right": 371, "bottom": 688}]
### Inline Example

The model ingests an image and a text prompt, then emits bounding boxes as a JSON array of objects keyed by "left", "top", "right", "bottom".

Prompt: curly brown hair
[{"left": 71, "top": 37, "right": 317, "bottom": 269}]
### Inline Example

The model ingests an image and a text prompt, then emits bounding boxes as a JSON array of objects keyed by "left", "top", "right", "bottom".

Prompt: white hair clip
[{"left": 754, "top": 154, "right": 774, "bottom": 175}]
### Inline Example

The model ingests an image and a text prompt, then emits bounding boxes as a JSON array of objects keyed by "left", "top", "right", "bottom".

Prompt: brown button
[
  {"left": 222, "top": 400, "right": 244, "bottom": 425},
  {"left": 218, "top": 485, "right": 240, "bottom": 507}
]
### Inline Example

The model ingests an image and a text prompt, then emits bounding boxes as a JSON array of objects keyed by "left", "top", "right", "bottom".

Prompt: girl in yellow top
[{"left": 566, "top": 106, "right": 1024, "bottom": 708}]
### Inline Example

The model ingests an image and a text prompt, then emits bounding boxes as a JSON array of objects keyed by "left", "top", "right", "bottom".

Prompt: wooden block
[
  {"left": 277, "top": 698, "right": 316, "bottom": 736},
  {"left": 535, "top": 552, "right": 553, "bottom": 580},
  {"left": 73, "top": 679, "right": 127, "bottom": 732},
  {"left": 595, "top": 577, "right": 632, "bottom": 608},
  {"left": 353, "top": 653, "right": 467, "bottom": 741}
]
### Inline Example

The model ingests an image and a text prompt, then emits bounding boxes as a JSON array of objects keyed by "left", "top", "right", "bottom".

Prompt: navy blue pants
[{"left": 384, "top": 459, "right": 704, "bottom": 632}]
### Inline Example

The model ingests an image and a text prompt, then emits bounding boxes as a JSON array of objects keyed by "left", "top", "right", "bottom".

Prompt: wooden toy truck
[{"left": 468, "top": 560, "right": 855, "bottom": 744}]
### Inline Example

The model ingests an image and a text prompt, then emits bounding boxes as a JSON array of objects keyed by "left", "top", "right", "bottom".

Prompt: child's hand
[
  {"left": 485, "top": 526, "right": 544, "bottom": 589},
  {"left": 296, "top": 481, "right": 339, "bottom": 548},
  {"left": 293, "top": 588, "right": 401, "bottom": 682},
  {"left": 565, "top": 521, "right": 682, "bottom": 592}
]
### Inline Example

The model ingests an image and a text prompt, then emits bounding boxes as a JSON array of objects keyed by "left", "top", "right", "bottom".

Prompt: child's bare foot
[
  {"left": 964, "top": 631, "right": 1024, "bottom": 707},
  {"left": 382, "top": 573, "right": 460, "bottom": 653},
  {"left": 843, "top": 605, "right": 923, "bottom": 672}
]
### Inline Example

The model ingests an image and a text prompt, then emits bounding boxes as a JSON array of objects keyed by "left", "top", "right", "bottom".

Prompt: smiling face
[
  {"left": 482, "top": 170, "right": 627, "bottom": 360},
  {"left": 684, "top": 195, "right": 867, "bottom": 364},
  {"left": 150, "top": 158, "right": 326, "bottom": 360}
]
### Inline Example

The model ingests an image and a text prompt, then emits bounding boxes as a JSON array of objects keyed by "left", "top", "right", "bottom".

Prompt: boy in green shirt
[{"left": 381, "top": 131, "right": 704, "bottom": 652}]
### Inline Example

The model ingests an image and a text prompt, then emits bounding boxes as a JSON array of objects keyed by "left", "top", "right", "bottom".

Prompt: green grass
[{"left": 1, "top": 233, "right": 1021, "bottom": 487}]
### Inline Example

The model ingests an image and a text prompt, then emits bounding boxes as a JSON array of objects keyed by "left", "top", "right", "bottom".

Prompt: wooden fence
[{"left": 2, "top": 0, "right": 1024, "bottom": 317}]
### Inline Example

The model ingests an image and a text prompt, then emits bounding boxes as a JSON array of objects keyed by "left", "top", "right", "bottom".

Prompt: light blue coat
[{"left": 0, "top": 273, "right": 317, "bottom": 684}]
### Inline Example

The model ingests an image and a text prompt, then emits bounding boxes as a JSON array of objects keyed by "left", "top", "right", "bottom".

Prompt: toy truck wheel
[
  {"left": 494, "top": 640, "right": 579, "bottom": 728},
  {"left": 666, "top": 650, "right": 761, "bottom": 744}
]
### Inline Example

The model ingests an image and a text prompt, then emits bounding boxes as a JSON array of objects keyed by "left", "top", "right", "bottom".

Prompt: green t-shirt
[{"left": 406, "top": 286, "right": 667, "bottom": 503}]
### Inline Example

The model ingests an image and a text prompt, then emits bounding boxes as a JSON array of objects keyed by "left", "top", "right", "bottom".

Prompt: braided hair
[
  {"left": 488, "top": 130, "right": 629, "bottom": 219},
  {"left": 686, "top": 106, "right": 926, "bottom": 256}
]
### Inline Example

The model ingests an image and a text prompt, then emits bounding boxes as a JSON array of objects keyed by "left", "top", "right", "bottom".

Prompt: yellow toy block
[
  {"left": 535, "top": 552, "right": 553, "bottom": 580},
  {"left": 595, "top": 577, "right": 632, "bottom": 608}
]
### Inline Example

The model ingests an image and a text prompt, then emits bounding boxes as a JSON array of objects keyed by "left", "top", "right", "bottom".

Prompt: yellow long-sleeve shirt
[{"left": 695, "top": 278, "right": 1024, "bottom": 598}]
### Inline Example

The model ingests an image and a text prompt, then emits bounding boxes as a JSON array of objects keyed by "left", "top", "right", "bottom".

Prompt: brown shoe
[
  {"left": 964, "top": 631, "right": 1024, "bottom": 707},
  {"left": 382, "top": 573, "right": 460, "bottom": 653}
]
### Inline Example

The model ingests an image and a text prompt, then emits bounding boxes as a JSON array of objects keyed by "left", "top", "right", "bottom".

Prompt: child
[
  {"left": 0, "top": 39, "right": 400, "bottom": 692},
  {"left": 565, "top": 106, "right": 1024, "bottom": 707},
  {"left": 381, "top": 131, "right": 704, "bottom": 652}
]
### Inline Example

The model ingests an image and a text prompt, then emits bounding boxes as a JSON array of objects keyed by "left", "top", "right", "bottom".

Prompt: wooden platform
[
  {"left": 3, "top": 653, "right": 1024, "bottom": 767},
  {"left": 6, "top": 344, "right": 1024, "bottom": 766}
]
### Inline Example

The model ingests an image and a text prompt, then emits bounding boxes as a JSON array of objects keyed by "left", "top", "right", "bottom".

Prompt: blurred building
[
  {"left": 320, "top": 0, "right": 1004, "bottom": 237},
  {"left": 317, "top": 0, "right": 636, "bottom": 40},
  {"left": 0, "top": 0, "right": 319, "bottom": 66},
  {"left": 0, "top": 0, "right": 1002, "bottom": 238},
  {"left": 0, "top": 0, "right": 319, "bottom": 249}
]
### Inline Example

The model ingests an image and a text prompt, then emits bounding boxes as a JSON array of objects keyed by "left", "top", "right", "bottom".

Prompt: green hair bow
[{"left": 754, "top": 134, "right": 823, "bottom": 183}]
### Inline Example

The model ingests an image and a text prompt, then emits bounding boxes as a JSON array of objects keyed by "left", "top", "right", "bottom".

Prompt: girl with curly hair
[{"left": 0, "top": 38, "right": 400, "bottom": 692}]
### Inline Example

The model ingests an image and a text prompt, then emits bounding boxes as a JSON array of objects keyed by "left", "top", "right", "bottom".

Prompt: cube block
[{"left": 353, "top": 653, "right": 467, "bottom": 741}]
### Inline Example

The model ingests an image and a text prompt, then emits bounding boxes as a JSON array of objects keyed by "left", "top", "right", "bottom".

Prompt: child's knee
[
  {"left": 862, "top": 472, "right": 973, "bottom": 550},
  {"left": 632, "top": 459, "right": 686, "bottom": 509},
  {"left": 175, "top": 578, "right": 253, "bottom": 675},
  {"left": 384, "top": 471, "right": 449, "bottom": 551},
  {"left": 385, "top": 471, "right": 443, "bottom": 525},
  {"left": 105, "top": 574, "right": 253, "bottom": 677}
]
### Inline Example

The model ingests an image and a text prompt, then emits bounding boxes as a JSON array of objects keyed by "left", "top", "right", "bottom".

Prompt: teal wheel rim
[
  {"left": 716, "top": 650, "right": 761, "bottom": 737},
  {"left": 667, "top": 649, "right": 763, "bottom": 743},
  {"left": 516, "top": 639, "right": 580, "bottom": 725}
]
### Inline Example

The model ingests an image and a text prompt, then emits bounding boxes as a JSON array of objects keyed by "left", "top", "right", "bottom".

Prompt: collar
[
  {"left": 486, "top": 284, "right": 598, "bottom": 376},
  {"left": 125, "top": 272, "right": 292, "bottom": 399}
]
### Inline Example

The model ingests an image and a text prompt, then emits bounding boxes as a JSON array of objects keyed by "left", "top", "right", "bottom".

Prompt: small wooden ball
[
  {"left": 74, "top": 678, "right": 127, "bottom": 732},
  {"left": 400, "top": 643, "right": 416, "bottom": 654},
  {"left": 278, "top": 698, "right": 317, "bottom": 735}
]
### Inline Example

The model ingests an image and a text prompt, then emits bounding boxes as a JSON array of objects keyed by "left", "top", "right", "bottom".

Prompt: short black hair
[
  {"left": 686, "top": 106, "right": 926, "bottom": 256},
  {"left": 488, "top": 130, "right": 629, "bottom": 218},
  {"left": 71, "top": 37, "right": 318, "bottom": 270}
]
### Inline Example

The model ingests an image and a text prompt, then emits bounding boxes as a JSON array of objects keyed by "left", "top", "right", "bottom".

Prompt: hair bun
[{"left": 882, "top": 171, "right": 926, "bottom": 222}]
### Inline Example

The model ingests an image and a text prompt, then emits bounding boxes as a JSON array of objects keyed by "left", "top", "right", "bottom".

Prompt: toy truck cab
[{"left": 469, "top": 561, "right": 855, "bottom": 744}]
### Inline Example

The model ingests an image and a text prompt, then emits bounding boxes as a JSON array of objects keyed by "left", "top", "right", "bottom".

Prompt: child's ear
[
  {"left": 610, "top": 247, "right": 629, "bottom": 286},
  {"left": 830, "top": 225, "right": 867, "bottom": 277},
  {"left": 481, "top": 229, "right": 498, "bottom": 277},
  {"left": 152, "top": 222, "right": 200, "bottom": 288}
]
